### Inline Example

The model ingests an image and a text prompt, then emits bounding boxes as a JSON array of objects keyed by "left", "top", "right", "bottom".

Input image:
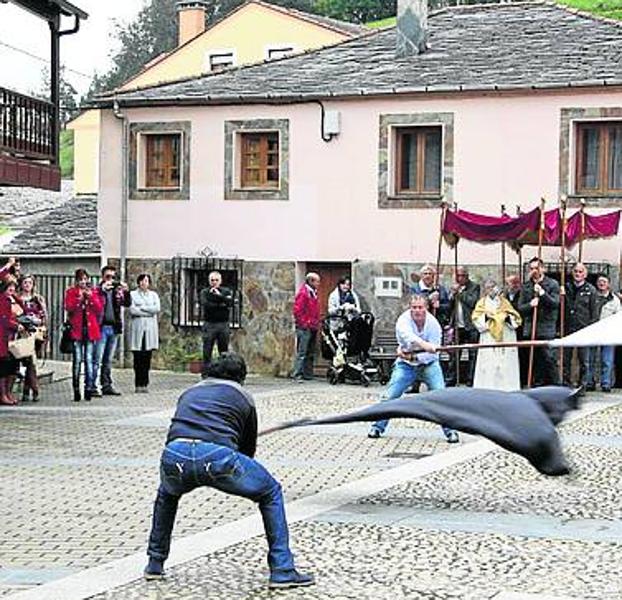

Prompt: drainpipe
[{"left": 113, "top": 99, "right": 129, "bottom": 365}]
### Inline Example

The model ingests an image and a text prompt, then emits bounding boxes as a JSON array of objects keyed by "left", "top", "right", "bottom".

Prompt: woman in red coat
[
  {"left": 0, "top": 279, "right": 21, "bottom": 405},
  {"left": 64, "top": 269, "right": 103, "bottom": 402}
]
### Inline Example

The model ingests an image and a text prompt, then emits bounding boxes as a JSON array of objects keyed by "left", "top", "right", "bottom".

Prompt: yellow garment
[{"left": 472, "top": 296, "right": 522, "bottom": 342}]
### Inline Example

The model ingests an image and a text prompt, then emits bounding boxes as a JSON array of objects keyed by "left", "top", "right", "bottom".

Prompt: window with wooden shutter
[
  {"left": 240, "top": 132, "right": 279, "bottom": 189},
  {"left": 145, "top": 133, "right": 181, "bottom": 189},
  {"left": 576, "top": 122, "right": 622, "bottom": 195},
  {"left": 395, "top": 126, "right": 442, "bottom": 195}
]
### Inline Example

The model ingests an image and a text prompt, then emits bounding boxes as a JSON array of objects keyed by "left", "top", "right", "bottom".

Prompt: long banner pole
[
  {"left": 501, "top": 204, "right": 507, "bottom": 283},
  {"left": 578, "top": 199, "right": 586, "bottom": 262},
  {"left": 559, "top": 197, "right": 568, "bottom": 382},
  {"left": 527, "top": 198, "right": 546, "bottom": 387}
]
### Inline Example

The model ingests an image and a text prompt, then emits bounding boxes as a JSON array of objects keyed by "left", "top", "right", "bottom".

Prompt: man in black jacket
[
  {"left": 200, "top": 271, "right": 233, "bottom": 377},
  {"left": 94, "top": 264, "right": 131, "bottom": 396},
  {"left": 563, "top": 262, "right": 598, "bottom": 391},
  {"left": 505, "top": 273, "right": 528, "bottom": 386},
  {"left": 447, "top": 266, "right": 480, "bottom": 386},
  {"left": 518, "top": 257, "right": 560, "bottom": 386},
  {"left": 144, "top": 352, "right": 314, "bottom": 589}
]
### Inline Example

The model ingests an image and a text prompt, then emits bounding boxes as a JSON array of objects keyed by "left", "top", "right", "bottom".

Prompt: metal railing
[
  {"left": 171, "top": 256, "right": 244, "bottom": 329},
  {"left": 0, "top": 87, "right": 55, "bottom": 161}
]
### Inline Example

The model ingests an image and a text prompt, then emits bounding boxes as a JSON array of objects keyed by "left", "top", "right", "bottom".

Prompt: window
[
  {"left": 267, "top": 46, "right": 294, "bottom": 60},
  {"left": 209, "top": 52, "right": 234, "bottom": 72},
  {"left": 395, "top": 126, "right": 442, "bottom": 195},
  {"left": 575, "top": 122, "right": 622, "bottom": 195},
  {"left": 171, "top": 256, "right": 243, "bottom": 328},
  {"left": 144, "top": 133, "right": 181, "bottom": 189},
  {"left": 374, "top": 277, "right": 402, "bottom": 298},
  {"left": 129, "top": 121, "right": 190, "bottom": 201},
  {"left": 239, "top": 132, "right": 279, "bottom": 189}
]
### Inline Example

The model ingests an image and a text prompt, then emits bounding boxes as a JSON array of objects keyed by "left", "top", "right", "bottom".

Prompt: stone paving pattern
[{"left": 1, "top": 364, "right": 621, "bottom": 598}]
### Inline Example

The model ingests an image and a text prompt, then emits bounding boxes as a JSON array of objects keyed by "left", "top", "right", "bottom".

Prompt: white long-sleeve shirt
[{"left": 395, "top": 309, "right": 442, "bottom": 365}]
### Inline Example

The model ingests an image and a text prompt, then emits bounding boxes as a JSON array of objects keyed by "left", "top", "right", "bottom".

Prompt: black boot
[{"left": 73, "top": 388, "right": 81, "bottom": 402}]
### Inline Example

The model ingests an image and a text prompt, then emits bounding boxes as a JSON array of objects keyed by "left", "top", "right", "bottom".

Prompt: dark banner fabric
[{"left": 265, "top": 387, "right": 580, "bottom": 477}]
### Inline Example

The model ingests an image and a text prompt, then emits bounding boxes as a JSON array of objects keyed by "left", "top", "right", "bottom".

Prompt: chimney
[
  {"left": 396, "top": 0, "right": 428, "bottom": 58},
  {"left": 176, "top": 0, "right": 209, "bottom": 46}
]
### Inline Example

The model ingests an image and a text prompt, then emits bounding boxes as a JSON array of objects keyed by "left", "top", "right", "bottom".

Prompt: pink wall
[{"left": 98, "top": 89, "right": 622, "bottom": 266}]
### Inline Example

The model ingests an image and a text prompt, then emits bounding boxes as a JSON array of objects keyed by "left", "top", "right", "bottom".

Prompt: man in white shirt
[{"left": 368, "top": 295, "right": 459, "bottom": 443}]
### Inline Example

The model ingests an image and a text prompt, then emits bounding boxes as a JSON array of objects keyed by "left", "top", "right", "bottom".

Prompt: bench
[{"left": 368, "top": 332, "right": 398, "bottom": 384}]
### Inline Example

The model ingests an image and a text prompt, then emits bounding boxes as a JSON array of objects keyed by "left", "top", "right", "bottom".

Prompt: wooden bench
[{"left": 368, "top": 332, "right": 398, "bottom": 384}]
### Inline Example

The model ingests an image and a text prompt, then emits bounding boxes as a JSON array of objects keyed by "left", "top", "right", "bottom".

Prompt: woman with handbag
[
  {"left": 18, "top": 275, "right": 47, "bottom": 402},
  {"left": 0, "top": 279, "right": 21, "bottom": 405},
  {"left": 64, "top": 269, "right": 104, "bottom": 402},
  {"left": 129, "top": 273, "right": 160, "bottom": 393}
]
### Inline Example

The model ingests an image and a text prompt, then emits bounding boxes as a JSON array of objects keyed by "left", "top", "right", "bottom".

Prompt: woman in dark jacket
[
  {"left": 18, "top": 274, "right": 47, "bottom": 402},
  {"left": 0, "top": 279, "right": 21, "bottom": 405},
  {"left": 64, "top": 269, "right": 103, "bottom": 402}
]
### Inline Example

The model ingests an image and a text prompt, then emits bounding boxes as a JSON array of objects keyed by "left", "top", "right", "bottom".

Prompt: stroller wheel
[
  {"left": 326, "top": 368, "right": 339, "bottom": 385},
  {"left": 361, "top": 374, "right": 371, "bottom": 387}
]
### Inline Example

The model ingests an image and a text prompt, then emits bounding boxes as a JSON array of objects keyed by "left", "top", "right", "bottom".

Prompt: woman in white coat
[{"left": 130, "top": 274, "right": 160, "bottom": 393}]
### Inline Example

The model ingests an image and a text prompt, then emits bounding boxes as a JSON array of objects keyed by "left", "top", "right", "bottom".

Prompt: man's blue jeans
[
  {"left": 147, "top": 440, "right": 295, "bottom": 574},
  {"left": 72, "top": 340, "right": 95, "bottom": 391},
  {"left": 592, "top": 346, "right": 615, "bottom": 388},
  {"left": 94, "top": 325, "right": 118, "bottom": 391},
  {"left": 292, "top": 328, "right": 317, "bottom": 379},
  {"left": 372, "top": 360, "right": 454, "bottom": 437}
]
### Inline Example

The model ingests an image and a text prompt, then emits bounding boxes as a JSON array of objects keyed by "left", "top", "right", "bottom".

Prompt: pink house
[{"left": 92, "top": 1, "right": 622, "bottom": 373}]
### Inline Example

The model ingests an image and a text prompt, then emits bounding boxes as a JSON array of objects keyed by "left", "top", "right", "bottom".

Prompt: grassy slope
[
  {"left": 60, "top": 129, "right": 74, "bottom": 179},
  {"left": 365, "top": 0, "right": 622, "bottom": 27}
]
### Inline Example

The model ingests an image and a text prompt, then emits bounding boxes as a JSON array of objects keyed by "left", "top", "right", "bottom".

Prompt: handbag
[
  {"left": 34, "top": 325, "right": 47, "bottom": 342},
  {"left": 59, "top": 321, "right": 73, "bottom": 354},
  {"left": 8, "top": 334, "right": 35, "bottom": 359}
]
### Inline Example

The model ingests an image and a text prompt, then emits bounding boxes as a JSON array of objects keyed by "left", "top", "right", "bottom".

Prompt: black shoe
[
  {"left": 31, "top": 391, "right": 39, "bottom": 403},
  {"left": 445, "top": 431, "right": 460, "bottom": 444},
  {"left": 84, "top": 389, "right": 92, "bottom": 401},
  {"left": 144, "top": 558, "right": 164, "bottom": 581},
  {"left": 269, "top": 570, "right": 314, "bottom": 589},
  {"left": 102, "top": 388, "right": 122, "bottom": 396},
  {"left": 585, "top": 383, "right": 596, "bottom": 392},
  {"left": 601, "top": 386, "right": 611, "bottom": 393},
  {"left": 367, "top": 427, "right": 382, "bottom": 439},
  {"left": 73, "top": 391, "right": 81, "bottom": 402},
  {"left": 89, "top": 389, "right": 102, "bottom": 398},
  {"left": 21, "top": 391, "right": 30, "bottom": 403}
]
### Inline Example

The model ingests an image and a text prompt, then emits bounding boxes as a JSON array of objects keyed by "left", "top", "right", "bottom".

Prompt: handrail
[{"left": 0, "top": 86, "right": 56, "bottom": 161}]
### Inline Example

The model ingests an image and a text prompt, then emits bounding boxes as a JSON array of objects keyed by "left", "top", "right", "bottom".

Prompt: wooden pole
[
  {"left": 559, "top": 197, "right": 568, "bottom": 382},
  {"left": 501, "top": 204, "right": 507, "bottom": 283},
  {"left": 516, "top": 205, "right": 523, "bottom": 283},
  {"left": 434, "top": 202, "right": 446, "bottom": 289},
  {"left": 578, "top": 199, "right": 586, "bottom": 262},
  {"left": 453, "top": 240, "right": 460, "bottom": 385},
  {"left": 527, "top": 198, "right": 546, "bottom": 387}
]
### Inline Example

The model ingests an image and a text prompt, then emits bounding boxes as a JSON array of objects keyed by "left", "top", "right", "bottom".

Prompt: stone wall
[
  {"left": 122, "top": 258, "right": 297, "bottom": 376},
  {"left": 353, "top": 261, "right": 510, "bottom": 334}
]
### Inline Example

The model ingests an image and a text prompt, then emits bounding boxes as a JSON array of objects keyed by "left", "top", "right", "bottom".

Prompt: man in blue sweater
[{"left": 144, "top": 352, "right": 314, "bottom": 589}]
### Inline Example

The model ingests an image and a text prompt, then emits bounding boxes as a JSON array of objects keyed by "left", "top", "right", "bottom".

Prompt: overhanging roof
[{"left": 6, "top": 0, "right": 88, "bottom": 22}]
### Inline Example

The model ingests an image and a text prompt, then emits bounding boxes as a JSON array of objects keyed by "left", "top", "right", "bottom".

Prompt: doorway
[{"left": 305, "top": 262, "right": 352, "bottom": 317}]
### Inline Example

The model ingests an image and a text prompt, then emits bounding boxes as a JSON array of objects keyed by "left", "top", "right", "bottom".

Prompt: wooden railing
[{"left": 0, "top": 86, "right": 56, "bottom": 161}]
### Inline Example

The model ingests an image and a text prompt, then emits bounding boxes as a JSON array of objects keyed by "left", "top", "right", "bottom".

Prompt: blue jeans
[
  {"left": 147, "top": 440, "right": 295, "bottom": 574},
  {"left": 94, "top": 325, "right": 118, "bottom": 391},
  {"left": 592, "top": 346, "right": 615, "bottom": 388},
  {"left": 372, "top": 360, "right": 454, "bottom": 437},
  {"left": 292, "top": 328, "right": 317, "bottom": 379},
  {"left": 72, "top": 340, "right": 95, "bottom": 391}
]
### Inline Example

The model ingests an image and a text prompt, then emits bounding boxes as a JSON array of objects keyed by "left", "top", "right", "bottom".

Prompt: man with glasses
[
  {"left": 94, "top": 265, "right": 131, "bottom": 396},
  {"left": 563, "top": 262, "right": 598, "bottom": 392}
]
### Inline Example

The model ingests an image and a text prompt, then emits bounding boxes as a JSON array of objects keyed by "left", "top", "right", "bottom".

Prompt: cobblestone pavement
[{"left": 1, "top": 363, "right": 621, "bottom": 599}]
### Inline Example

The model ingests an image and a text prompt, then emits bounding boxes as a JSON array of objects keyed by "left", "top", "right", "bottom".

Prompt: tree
[
  {"left": 315, "top": 0, "right": 395, "bottom": 23},
  {"left": 35, "top": 67, "right": 80, "bottom": 127}
]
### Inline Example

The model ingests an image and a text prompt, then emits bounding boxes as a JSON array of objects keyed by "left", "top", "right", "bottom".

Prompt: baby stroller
[{"left": 321, "top": 311, "right": 377, "bottom": 386}]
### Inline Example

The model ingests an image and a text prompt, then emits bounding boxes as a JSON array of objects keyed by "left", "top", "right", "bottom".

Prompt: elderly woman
[
  {"left": 129, "top": 273, "right": 161, "bottom": 393},
  {"left": 0, "top": 279, "right": 21, "bottom": 405},
  {"left": 471, "top": 278, "right": 522, "bottom": 390},
  {"left": 18, "top": 274, "right": 47, "bottom": 402}
]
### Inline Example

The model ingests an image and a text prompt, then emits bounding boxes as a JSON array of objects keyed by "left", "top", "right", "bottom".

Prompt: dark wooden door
[{"left": 305, "top": 262, "right": 351, "bottom": 318}]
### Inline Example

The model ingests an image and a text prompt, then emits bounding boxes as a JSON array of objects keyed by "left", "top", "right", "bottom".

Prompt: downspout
[{"left": 113, "top": 99, "right": 129, "bottom": 365}]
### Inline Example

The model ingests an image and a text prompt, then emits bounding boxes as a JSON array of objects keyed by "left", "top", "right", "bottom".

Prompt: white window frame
[
  {"left": 205, "top": 48, "right": 237, "bottom": 72},
  {"left": 374, "top": 277, "right": 402, "bottom": 298},
  {"left": 264, "top": 44, "right": 297, "bottom": 61}
]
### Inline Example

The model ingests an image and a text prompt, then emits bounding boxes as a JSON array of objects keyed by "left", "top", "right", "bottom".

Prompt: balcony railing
[{"left": 0, "top": 87, "right": 55, "bottom": 162}]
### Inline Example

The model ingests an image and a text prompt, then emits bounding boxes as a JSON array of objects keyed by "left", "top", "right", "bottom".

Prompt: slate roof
[
  {"left": 2, "top": 196, "right": 100, "bottom": 256},
  {"left": 0, "top": 180, "right": 74, "bottom": 230},
  {"left": 95, "top": 2, "right": 622, "bottom": 107}
]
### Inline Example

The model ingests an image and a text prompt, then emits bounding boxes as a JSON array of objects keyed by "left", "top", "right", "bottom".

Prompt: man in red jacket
[{"left": 292, "top": 272, "right": 321, "bottom": 382}]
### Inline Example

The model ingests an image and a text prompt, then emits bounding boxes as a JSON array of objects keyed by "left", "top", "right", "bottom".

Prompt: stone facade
[{"left": 122, "top": 258, "right": 297, "bottom": 376}]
